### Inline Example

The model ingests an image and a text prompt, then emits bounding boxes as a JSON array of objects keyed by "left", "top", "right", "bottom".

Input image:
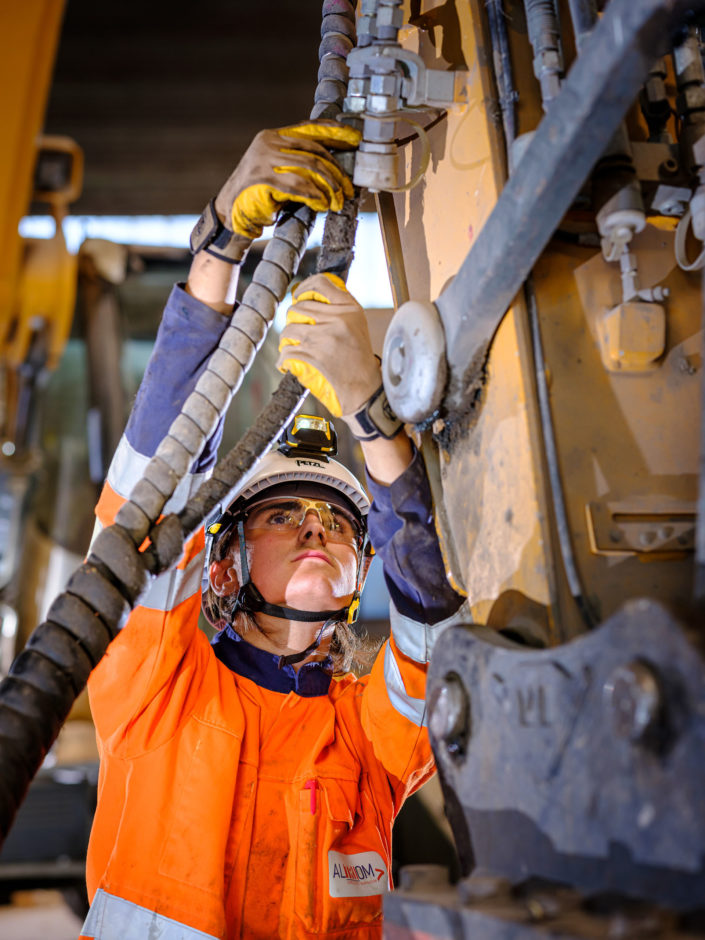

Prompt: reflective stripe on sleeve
[
  {"left": 383, "top": 642, "right": 427, "bottom": 727},
  {"left": 89, "top": 517, "right": 103, "bottom": 551},
  {"left": 389, "top": 599, "right": 471, "bottom": 664},
  {"left": 140, "top": 548, "right": 205, "bottom": 612},
  {"left": 81, "top": 888, "right": 218, "bottom": 939},
  {"left": 108, "top": 434, "right": 208, "bottom": 513}
]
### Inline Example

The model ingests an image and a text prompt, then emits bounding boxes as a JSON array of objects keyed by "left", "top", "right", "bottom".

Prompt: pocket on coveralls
[
  {"left": 158, "top": 718, "right": 243, "bottom": 898},
  {"left": 291, "top": 778, "right": 385, "bottom": 934}
]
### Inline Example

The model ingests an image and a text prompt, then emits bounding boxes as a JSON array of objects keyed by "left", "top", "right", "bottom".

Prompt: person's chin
[
  {"left": 288, "top": 595, "right": 337, "bottom": 614},
  {"left": 287, "top": 568, "right": 353, "bottom": 607},
  {"left": 286, "top": 584, "right": 350, "bottom": 614}
]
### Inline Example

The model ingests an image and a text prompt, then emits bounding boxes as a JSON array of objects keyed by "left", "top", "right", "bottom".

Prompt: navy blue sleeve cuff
[
  {"left": 125, "top": 284, "right": 232, "bottom": 472},
  {"left": 365, "top": 447, "right": 464, "bottom": 625}
]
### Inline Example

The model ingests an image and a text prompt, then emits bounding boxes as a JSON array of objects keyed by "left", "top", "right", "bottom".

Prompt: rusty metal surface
[
  {"left": 378, "top": 0, "right": 705, "bottom": 928},
  {"left": 437, "top": 299, "right": 558, "bottom": 636},
  {"left": 382, "top": 0, "right": 702, "bottom": 636},
  {"left": 388, "top": 2, "right": 505, "bottom": 306}
]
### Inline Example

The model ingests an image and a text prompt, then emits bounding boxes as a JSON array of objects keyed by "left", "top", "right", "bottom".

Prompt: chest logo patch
[{"left": 328, "top": 849, "right": 388, "bottom": 898}]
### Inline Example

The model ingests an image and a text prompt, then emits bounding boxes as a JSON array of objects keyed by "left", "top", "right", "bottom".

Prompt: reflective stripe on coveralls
[
  {"left": 107, "top": 434, "right": 209, "bottom": 516},
  {"left": 81, "top": 888, "right": 219, "bottom": 940},
  {"left": 140, "top": 551, "right": 205, "bottom": 613},
  {"left": 383, "top": 643, "right": 427, "bottom": 726},
  {"left": 92, "top": 431, "right": 208, "bottom": 614}
]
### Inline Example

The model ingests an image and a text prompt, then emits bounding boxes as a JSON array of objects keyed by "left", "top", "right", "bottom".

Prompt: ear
[{"left": 209, "top": 555, "right": 240, "bottom": 597}]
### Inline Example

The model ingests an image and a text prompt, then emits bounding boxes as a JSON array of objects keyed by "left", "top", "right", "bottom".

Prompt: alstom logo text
[
  {"left": 328, "top": 849, "right": 387, "bottom": 898},
  {"left": 332, "top": 862, "right": 384, "bottom": 883}
]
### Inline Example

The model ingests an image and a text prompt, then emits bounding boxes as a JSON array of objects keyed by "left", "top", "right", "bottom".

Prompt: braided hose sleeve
[
  {"left": 145, "top": 0, "right": 360, "bottom": 561},
  {"left": 313, "top": 0, "right": 356, "bottom": 120},
  {"left": 0, "top": 371, "right": 310, "bottom": 841},
  {"left": 0, "top": 204, "right": 316, "bottom": 841},
  {"left": 113, "top": 202, "right": 316, "bottom": 545},
  {"left": 0, "top": 0, "right": 360, "bottom": 846},
  {"left": 153, "top": 372, "right": 309, "bottom": 559},
  {"left": 116, "top": 0, "right": 357, "bottom": 545}
]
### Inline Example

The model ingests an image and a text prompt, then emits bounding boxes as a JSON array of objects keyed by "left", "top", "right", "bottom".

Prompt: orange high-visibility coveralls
[{"left": 80, "top": 287, "right": 465, "bottom": 940}]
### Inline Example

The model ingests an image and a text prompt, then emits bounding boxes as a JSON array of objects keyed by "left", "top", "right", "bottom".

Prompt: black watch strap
[
  {"left": 346, "top": 385, "right": 403, "bottom": 442},
  {"left": 189, "top": 198, "right": 247, "bottom": 264}
]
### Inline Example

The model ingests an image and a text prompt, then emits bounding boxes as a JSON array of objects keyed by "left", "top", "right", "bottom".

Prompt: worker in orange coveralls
[{"left": 80, "top": 123, "right": 465, "bottom": 940}]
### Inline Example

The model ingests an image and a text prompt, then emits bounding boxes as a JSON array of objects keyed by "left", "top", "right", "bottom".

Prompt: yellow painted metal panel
[
  {"left": 537, "top": 230, "right": 700, "bottom": 622},
  {"left": 377, "top": 0, "right": 558, "bottom": 634},
  {"left": 0, "top": 2, "right": 66, "bottom": 338}
]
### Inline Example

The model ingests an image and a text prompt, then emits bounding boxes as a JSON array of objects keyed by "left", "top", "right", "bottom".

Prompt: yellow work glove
[
  {"left": 216, "top": 122, "right": 361, "bottom": 241},
  {"left": 277, "top": 274, "right": 403, "bottom": 441}
]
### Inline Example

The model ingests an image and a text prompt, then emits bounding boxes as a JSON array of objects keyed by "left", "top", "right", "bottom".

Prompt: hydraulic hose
[
  {"left": 523, "top": 0, "right": 564, "bottom": 107},
  {"left": 525, "top": 281, "right": 597, "bottom": 632},
  {"left": 566, "top": 0, "right": 597, "bottom": 52},
  {"left": 485, "top": 0, "right": 518, "bottom": 152},
  {"left": 0, "top": 0, "right": 359, "bottom": 844}
]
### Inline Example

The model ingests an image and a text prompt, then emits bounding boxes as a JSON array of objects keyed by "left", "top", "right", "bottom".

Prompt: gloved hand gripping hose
[{"left": 0, "top": 0, "right": 359, "bottom": 844}]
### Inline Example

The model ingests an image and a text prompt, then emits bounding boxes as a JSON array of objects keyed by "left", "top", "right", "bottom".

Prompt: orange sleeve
[
  {"left": 359, "top": 634, "right": 434, "bottom": 806},
  {"left": 87, "top": 436, "right": 213, "bottom": 754},
  {"left": 357, "top": 599, "right": 471, "bottom": 805}
]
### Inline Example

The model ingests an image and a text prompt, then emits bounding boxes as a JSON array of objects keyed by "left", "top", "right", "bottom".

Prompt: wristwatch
[
  {"left": 189, "top": 198, "right": 248, "bottom": 264},
  {"left": 346, "top": 384, "right": 403, "bottom": 442}
]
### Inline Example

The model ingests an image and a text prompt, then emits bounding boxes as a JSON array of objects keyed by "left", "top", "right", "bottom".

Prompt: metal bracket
[
  {"left": 586, "top": 499, "right": 696, "bottom": 555},
  {"left": 346, "top": 45, "right": 467, "bottom": 113},
  {"left": 345, "top": 42, "right": 467, "bottom": 192},
  {"left": 427, "top": 601, "right": 705, "bottom": 909},
  {"left": 380, "top": 46, "right": 466, "bottom": 108}
]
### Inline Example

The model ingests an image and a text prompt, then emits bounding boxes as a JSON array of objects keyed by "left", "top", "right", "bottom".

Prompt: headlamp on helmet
[{"left": 278, "top": 414, "right": 337, "bottom": 459}]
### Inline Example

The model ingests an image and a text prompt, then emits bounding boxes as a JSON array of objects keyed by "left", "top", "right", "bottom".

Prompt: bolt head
[
  {"left": 367, "top": 93, "right": 400, "bottom": 113},
  {"left": 429, "top": 675, "right": 468, "bottom": 751},
  {"left": 369, "top": 73, "right": 400, "bottom": 96},
  {"left": 376, "top": 4, "right": 404, "bottom": 27},
  {"left": 659, "top": 157, "right": 680, "bottom": 177},
  {"left": 604, "top": 661, "right": 662, "bottom": 742},
  {"left": 347, "top": 78, "right": 367, "bottom": 97},
  {"left": 343, "top": 96, "right": 366, "bottom": 114}
]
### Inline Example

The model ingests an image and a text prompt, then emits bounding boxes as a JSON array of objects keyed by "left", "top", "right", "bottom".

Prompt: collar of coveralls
[{"left": 211, "top": 623, "right": 333, "bottom": 697}]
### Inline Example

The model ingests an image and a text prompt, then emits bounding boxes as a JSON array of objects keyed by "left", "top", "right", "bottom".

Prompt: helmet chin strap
[
  {"left": 276, "top": 615, "right": 339, "bottom": 670},
  {"left": 230, "top": 520, "right": 363, "bottom": 668}
]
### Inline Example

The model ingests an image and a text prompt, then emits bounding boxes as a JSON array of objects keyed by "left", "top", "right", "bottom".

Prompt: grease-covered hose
[{"left": 0, "top": 0, "right": 359, "bottom": 844}]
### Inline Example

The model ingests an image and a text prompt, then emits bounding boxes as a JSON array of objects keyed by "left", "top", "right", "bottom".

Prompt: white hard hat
[{"left": 228, "top": 448, "right": 370, "bottom": 518}]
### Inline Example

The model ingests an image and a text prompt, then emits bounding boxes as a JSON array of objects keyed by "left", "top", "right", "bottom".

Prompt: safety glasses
[{"left": 243, "top": 497, "right": 363, "bottom": 547}]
